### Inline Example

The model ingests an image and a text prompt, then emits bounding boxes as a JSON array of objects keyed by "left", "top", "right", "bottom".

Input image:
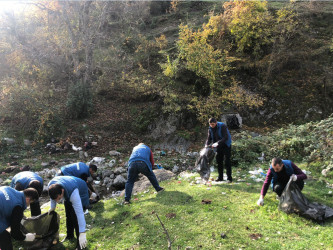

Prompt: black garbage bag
[
  {"left": 21, "top": 211, "right": 60, "bottom": 250},
  {"left": 279, "top": 178, "right": 333, "bottom": 222},
  {"left": 195, "top": 147, "right": 215, "bottom": 182}
]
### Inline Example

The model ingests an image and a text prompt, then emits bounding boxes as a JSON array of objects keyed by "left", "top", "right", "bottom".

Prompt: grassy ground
[{"left": 14, "top": 165, "right": 333, "bottom": 250}]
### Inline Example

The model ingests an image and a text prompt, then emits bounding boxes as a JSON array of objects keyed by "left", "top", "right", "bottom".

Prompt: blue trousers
[{"left": 125, "top": 161, "right": 162, "bottom": 201}]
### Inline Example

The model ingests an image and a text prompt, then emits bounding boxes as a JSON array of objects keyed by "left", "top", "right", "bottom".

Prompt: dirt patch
[
  {"left": 165, "top": 213, "right": 176, "bottom": 219},
  {"left": 249, "top": 233, "right": 263, "bottom": 240}
]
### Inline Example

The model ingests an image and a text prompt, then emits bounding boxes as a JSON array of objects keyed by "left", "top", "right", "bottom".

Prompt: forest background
[{"left": 0, "top": 0, "right": 332, "bottom": 169}]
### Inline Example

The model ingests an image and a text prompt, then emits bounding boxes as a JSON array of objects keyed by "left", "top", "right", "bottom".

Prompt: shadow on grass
[
  {"left": 150, "top": 190, "right": 194, "bottom": 205},
  {"left": 211, "top": 181, "right": 262, "bottom": 194}
]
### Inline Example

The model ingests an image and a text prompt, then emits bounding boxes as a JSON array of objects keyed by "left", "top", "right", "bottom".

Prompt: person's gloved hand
[
  {"left": 291, "top": 174, "right": 297, "bottom": 181},
  {"left": 90, "top": 192, "right": 97, "bottom": 199},
  {"left": 48, "top": 207, "right": 55, "bottom": 215},
  {"left": 79, "top": 232, "right": 87, "bottom": 249},
  {"left": 25, "top": 233, "right": 36, "bottom": 242},
  {"left": 212, "top": 142, "right": 219, "bottom": 148},
  {"left": 257, "top": 196, "right": 264, "bottom": 206}
]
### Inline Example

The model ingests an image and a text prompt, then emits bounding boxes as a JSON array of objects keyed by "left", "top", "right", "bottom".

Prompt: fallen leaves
[
  {"left": 165, "top": 213, "right": 176, "bottom": 219},
  {"left": 249, "top": 233, "right": 263, "bottom": 240}
]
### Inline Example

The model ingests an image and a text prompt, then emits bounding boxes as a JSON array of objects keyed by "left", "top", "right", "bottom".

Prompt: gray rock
[
  {"left": 3, "top": 138, "right": 15, "bottom": 144},
  {"left": 41, "top": 162, "right": 49, "bottom": 167},
  {"left": 114, "top": 167, "right": 125, "bottom": 175},
  {"left": 109, "top": 150, "right": 121, "bottom": 156},
  {"left": 322, "top": 165, "right": 333, "bottom": 176},
  {"left": 103, "top": 177, "right": 112, "bottom": 185},
  {"left": 106, "top": 182, "right": 113, "bottom": 189},
  {"left": 102, "top": 170, "right": 113, "bottom": 179},
  {"left": 79, "top": 151, "right": 85, "bottom": 159},
  {"left": 172, "top": 165, "right": 180, "bottom": 173},
  {"left": 112, "top": 175, "right": 126, "bottom": 189},
  {"left": 24, "top": 139, "right": 31, "bottom": 146}
]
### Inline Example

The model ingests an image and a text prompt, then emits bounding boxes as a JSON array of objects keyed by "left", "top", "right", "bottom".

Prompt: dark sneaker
[
  {"left": 123, "top": 200, "right": 131, "bottom": 205},
  {"left": 61, "top": 236, "right": 74, "bottom": 243},
  {"left": 215, "top": 178, "right": 223, "bottom": 182},
  {"left": 157, "top": 188, "right": 165, "bottom": 193}
]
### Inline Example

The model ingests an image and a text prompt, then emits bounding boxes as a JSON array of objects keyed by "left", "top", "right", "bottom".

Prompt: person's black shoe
[
  {"left": 123, "top": 200, "right": 131, "bottom": 205},
  {"left": 215, "top": 178, "right": 223, "bottom": 182},
  {"left": 61, "top": 236, "right": 74, "bottom": 243}
]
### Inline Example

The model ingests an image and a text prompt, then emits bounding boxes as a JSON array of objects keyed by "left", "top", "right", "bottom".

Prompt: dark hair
[
  {"left": 48, "top": 184, "right": 63, "bottom": 200},
  {"left": 272, "top": 157, "right": 283, "bottom": 166},
  {"left": 29, "top": 180, "right": 43, "bottom": 197},
  {"left": 209, "top": 117, "right": 217, "bottom": 123},
  {"left": 89, "top": 164, "right": 97, "bottom": 172},
  {"left": 23, "top": 188, "right": 39, "bottom": 202}
]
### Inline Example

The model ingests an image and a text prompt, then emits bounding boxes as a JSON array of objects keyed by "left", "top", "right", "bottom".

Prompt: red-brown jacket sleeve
[
  {"left": 260, "top": 168, "right": 273, "bottom": 197},
  {"left": 291, "top": 162, "right": 307, "bottom": 180},
  {"left": 150, "top": 150, "right": 154, "bottom": 167}
]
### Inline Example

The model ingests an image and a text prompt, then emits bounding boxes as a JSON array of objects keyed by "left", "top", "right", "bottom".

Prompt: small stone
[{"left": 220, "top": 233, "right": 227, "bottom": 239}]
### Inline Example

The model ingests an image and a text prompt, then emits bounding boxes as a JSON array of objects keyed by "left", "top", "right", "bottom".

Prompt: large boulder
[
  {"left": 120, "top": 169, "right": 175, "bottom": 196},
  {"left": 112, "top": 175, "right": 127, "bottom": 189}
]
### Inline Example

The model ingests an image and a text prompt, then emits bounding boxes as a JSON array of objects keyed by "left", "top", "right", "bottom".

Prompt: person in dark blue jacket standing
[
  {"left": 0, "top": 186, "right": 39, "bottom": 250},
  {"left": 205, "top": 117, "right": 232, "bottom": 182},
  {"left": 11, "top": 171, "right": 43, "bottom": 216},
  {"left": 124, "top": 143, "right": 164, "bottom": 204},
  {"left": 48, "top": 176, "right": 89, "bottom": 249}
]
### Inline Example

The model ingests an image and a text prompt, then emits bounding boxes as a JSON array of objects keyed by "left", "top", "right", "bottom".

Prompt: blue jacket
[
  {"left": 11, "top": 171, "right": 43, "bottom": 190},
  {"left": 48, "top": 176, "right": 90, "bottom": 209},
  {"left": 61, "top": 162, "right": 90, "bottom": 178},
  {"left": 128, "top": 144, "right": 153, "bottom": 171},
  {"left": 0, "top": 187, "right": 26, "bottom": 232},
  {"left": 270, "top": 160, "right": 294, "bottom": 187},
  {"left": 209, "top": 122, "right": 232, "bottom": 147}
]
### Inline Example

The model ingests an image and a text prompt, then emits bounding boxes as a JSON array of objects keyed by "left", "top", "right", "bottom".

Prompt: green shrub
[
  {"left": 66, "top": 82, "right": 93, "bottom": 119},
  {"left": 36, "top": 109, "right": 64, "bottom": 144},
  {"left": 233, "top": 116, "right": 333, "bottom": 173}
]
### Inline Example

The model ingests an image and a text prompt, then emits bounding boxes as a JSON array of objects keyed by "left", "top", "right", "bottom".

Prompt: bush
[
  {"left": 66, "top": 82, "right": 93, "bottom": 119},
  {"left": 233, "top": 116, "right": 333, "bottom": 174},
  {"left": 0, "top": 81, "right": 45, "bottom": 135},
  {"left": 36, "top": 109, "right": 64, "bottom": 144}
]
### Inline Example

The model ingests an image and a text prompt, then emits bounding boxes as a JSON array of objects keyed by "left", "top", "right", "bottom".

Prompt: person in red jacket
[{"left": 257, "top": 157, "right": 307, "bottom": 206}]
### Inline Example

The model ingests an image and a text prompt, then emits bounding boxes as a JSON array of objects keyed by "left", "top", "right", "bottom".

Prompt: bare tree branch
[{"left": 155, "top": 213, "right": 175, "bottom": 250}]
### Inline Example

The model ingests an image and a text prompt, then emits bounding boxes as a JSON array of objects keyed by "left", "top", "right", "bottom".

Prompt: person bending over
[
  {"left": 11, "top": 171, "right": 43, "bottom": 216},
  {"left": 0, "top": 187, "right": 39, "bottom": 250},
  {"left": 257, "top": 157, "right": 307, "bottom": 206},
  {"left": 124, "top": 143, "right": 164, "bottom": 204},
  {"left": 48, "top": 176, "right": 90, "bottom": 249}
]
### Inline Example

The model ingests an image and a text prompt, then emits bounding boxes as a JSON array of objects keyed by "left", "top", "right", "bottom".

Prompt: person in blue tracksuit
[
  {"left": 205, "top": 117, "right": 232, "bottom": 182},
  {"left": 0, "top": 187, "right": 39, "bottom": 250},
  {"left": 48, "top": 176, "right": 89, "bottom": 249},
  {"left": 11, "top": 171, "right": 43, "bottom": 216},
  {"left": 124, "top": 143, "right": 164, "bottom": 204}
]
